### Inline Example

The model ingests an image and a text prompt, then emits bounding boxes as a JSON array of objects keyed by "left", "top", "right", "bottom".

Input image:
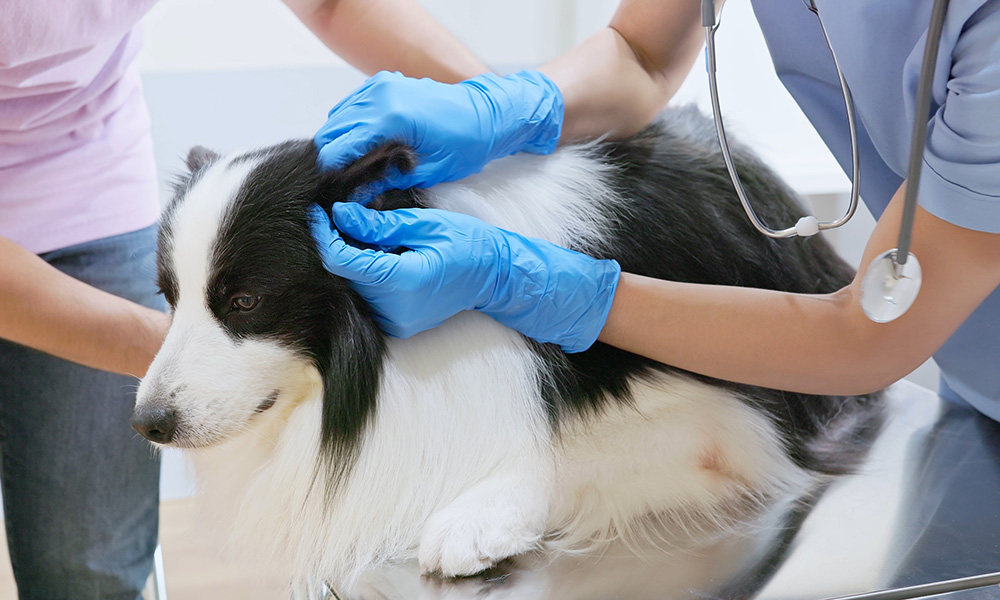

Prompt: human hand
[
  {"left": 308, "top": 203, "right": 620, "bottom": 353},
  {"left": 313, "top": 70, "right": 563, "bottom": 201}
]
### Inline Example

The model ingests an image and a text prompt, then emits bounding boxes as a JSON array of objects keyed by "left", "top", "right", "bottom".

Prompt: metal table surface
[{"left": 328, "top": 381, "right": 1000, "bottom": 600}]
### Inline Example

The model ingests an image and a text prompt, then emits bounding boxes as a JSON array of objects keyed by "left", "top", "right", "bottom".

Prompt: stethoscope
[{"left": 702, "top": 0, "right": 950, "bottom": 323}]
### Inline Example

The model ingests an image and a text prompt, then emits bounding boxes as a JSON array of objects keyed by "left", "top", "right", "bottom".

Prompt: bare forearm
[
  {"left": 0, "top": 237, "right": 168, "bottom": 377},
  {"left": 288, "top": 0, "right": 487, "bottom": 82},
  {"left": 599, "top": 274, "right": 904, "bottom": 395},
  {"left": 540, "top": 0, "right": 705, "bottom": 142},
  {"left": 599, "top": 184, "right": 1000, "bottom": 396}
]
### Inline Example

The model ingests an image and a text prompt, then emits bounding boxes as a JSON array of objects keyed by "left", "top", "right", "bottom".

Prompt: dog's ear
[
  {"left": 316, "top": 304, "right": 387, "bottom": 494},
  {"left": 316, "top": 142, "right": 419, "bottom": 212},
  {"left": 185, "top": 145, "right": 221, "bottom": 173},
  {"left": 167, "top": 146, "right": 222, "bottom": 207},
  {"left": 336, "top": 141, "right": 416, "bottom": 190}
]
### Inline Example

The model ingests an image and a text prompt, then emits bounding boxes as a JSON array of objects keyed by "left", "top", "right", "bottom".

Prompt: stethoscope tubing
[
  {"left": 703, "top": 0, "right": 951, "bottom": 323},
  {"left": 702, "top": 0, "right": 861, "bottom": 239}
]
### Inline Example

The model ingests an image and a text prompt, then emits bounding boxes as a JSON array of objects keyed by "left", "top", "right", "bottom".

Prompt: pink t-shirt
[{"left": 0, "top": 0, "right": 160, "bottom": 254}]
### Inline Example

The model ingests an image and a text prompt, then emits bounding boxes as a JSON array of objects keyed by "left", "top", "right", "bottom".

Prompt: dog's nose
[{"left": 131, "top": 404, "right": 179, "bottom": 444}]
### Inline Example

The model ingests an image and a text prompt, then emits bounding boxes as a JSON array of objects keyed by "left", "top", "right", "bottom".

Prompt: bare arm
[
  {"left": 283, "top": 0, "right": 487, "bottom": 82},
  {"left": 0, "top": 236, "right": 170, "bottom": 377},
  {"left": 540, "top": 0, "right": 706, "bottom": 141},
  {"left": 599, "top": 182, "right": 1000, "bottom": 395}
]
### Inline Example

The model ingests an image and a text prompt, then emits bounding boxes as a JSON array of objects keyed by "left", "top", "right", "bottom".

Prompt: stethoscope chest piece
[{"left": 860, "top": 249, "right": 922, "bottom": 323}]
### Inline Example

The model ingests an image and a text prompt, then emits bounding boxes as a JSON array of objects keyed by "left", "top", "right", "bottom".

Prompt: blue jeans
[{"left": 0, "top": 225, "right": 163, "bottom": 599}]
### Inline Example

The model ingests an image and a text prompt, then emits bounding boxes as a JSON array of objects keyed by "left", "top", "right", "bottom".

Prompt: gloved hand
[
  {"left": 308, "top": 203, "right": 621, "bottom": 353},
  {"left": 313, "top": 70, "right": 564, "bottom": 201}
]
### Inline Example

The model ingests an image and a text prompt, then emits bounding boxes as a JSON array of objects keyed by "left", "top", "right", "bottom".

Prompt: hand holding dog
[
  {"left": 313, "top": 70, "right": 564, "bottom": 201},
  {"left": 309, "top": 203, "right": 620, "bottom": 352}
]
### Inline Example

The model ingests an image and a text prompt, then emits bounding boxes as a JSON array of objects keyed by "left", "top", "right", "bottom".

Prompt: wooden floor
[{"left": 0, "top": 498, "right": 289, "bottom": 599}]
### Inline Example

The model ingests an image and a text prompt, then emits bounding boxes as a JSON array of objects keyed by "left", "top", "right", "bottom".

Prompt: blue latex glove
[
  {"left": 313, "top": 70, "right": 564, "bottom": 201},
  {"left": 308, "top": 203, "right": 621, "bottom": 353}
]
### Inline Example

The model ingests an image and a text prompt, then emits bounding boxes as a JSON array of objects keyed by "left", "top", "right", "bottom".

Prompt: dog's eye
[{"left": 231, "top": 295, "right": 261, "bottom": 312}]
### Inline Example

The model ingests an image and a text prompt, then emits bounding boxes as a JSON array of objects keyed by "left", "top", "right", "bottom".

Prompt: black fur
[
  {"left": 532, "top": 107, "right": 884, "bottom": 476},
  {"left": 163, "top": 106, "right": 884, "bottom": 491}
]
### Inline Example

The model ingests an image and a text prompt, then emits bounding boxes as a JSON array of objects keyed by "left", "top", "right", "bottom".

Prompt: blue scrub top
[{"left": 750, "top": 0, "right": 1000, "bottom": 420}]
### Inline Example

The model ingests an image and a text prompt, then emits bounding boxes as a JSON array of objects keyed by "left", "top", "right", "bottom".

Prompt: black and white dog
[{"left": 133, "top": 106, "right": 884, "bottom": 589}]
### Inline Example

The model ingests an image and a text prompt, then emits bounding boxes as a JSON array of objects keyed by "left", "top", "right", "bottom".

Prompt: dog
[{"left": 132, "top": 106, "right": 885, "bottom": 590}]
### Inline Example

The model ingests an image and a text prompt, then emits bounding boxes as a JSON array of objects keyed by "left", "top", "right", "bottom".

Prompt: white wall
[{"left": 138, "top": 0, "right": 576, "bottom": 73}]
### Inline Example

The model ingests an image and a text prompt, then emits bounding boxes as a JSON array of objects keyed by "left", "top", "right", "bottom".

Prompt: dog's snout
[{"left": 131, "top": 404, "right": 179, "bottom": 444}]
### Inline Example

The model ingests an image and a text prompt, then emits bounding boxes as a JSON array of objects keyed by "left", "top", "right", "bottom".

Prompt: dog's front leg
[{"left": 419, "top": 470, "right": 551, "bottom": 577}]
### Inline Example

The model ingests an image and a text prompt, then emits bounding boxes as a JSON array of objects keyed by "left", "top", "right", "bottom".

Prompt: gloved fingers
[
  {"left": 308, "top": 204, "right": 396, "bottom": 284},
  {"left": 332, "top": 202, "right": 442, "bottom": 248},
  {"left": 387, "top": 160, "right": 453, "bottom": 190},
  {"left": 315, "top": 72, "right": 410, "bottom": 157},
  {"left": 346, "top": 182, "right": 385, "bottom": 206},
  {"left": 372, "top": 313, "right": 425, "bottom": 340},
  {"left": 351, "top": 158, "right": 462, "bottom": 201},
  {"left": 346, "top": 164, "right": 418, "bottom": 204},
  {"left": 324, "top": 73, "right": 385, "bottom": 119},
  {"left": 372, "top": 314, "right": 407, "bottom": 339},
  {"left": 315, "top": 97, "right": 379, "bottom": 151},
  {"left": 326, "top": 82, "right": 375, "bottom": 119},
  {"left": 314, "top": 119, "right": 359, "bottom": 151},
  {"left": 316, "top": 127, "right": 391, "bottom": 172}
]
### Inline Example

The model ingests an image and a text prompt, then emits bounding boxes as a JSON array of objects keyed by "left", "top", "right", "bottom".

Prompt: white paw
[
  {"left": 418, "top": 481, "right": 547, "bottom": 577},
  {"left": 419, "top": 505, "right": 542, "bottom": 577}
]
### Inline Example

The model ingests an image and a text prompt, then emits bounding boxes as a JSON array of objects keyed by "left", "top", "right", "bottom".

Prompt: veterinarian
[{"left": 0, "top": 0, "right": 485, "bottom": 596}]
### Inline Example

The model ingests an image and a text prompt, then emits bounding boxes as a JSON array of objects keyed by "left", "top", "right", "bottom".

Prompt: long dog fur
[{"left": 133, "top": 106, "right": 885, "bottom": 588}]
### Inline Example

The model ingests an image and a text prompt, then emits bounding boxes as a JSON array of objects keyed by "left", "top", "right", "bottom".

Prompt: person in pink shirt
[{"left": 0, "top": 1, "right": 485, "bottom": 596}]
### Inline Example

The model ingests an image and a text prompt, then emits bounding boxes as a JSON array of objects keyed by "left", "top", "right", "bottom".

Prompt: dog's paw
[
  {"left": 419, "top": 506, "right": 542, "bottom": 577},
  {"left": 418, "top": 480, "right": 547, "bottom": 578}
]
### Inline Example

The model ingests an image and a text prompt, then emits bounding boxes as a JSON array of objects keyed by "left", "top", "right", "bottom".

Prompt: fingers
[
  {"left": 323, "top": 73, "right": 383, "bottom": 119},
  {"left": 316, "top": 127, "right": 384, "bottom": 172},
  {"left": 346, "top": 166, "right": 417, "bottom": 205},
  {"left": 331, "top": 202, "right": 435, "bottom": 247},
  {"left": 320, "top": 71, "right": 400, "bottom": 129},
  {"left": 314, "top": 71, "right": 408, "bottom": 172},
  {"left": 346, "top": 182, "right": 385, "bottom": 207},
  {"left": 307, "top": 204, "right": 393, "bottom": 284}
]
